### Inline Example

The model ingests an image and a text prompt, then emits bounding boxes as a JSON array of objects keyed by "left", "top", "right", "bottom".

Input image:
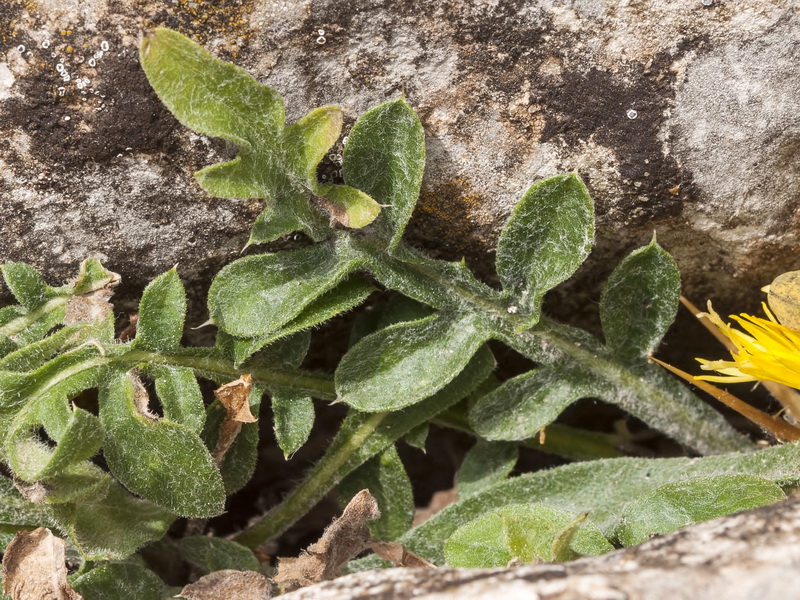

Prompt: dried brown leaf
[
  {"left": 212, "top": 374, "right": 256, "bottom": 465},
  {"left": 177, "top": 569, "right": 271, "bottom": 599},
  {"left": 215, "top": 375, "right": 256, "bottom": 423},
  {"left": 2, "top": 528, "right": 83, "bottom": 600},
  {"left": 273, "top": 489, "right": 380, "bottom": 591},
  {"left": 64, "top": 270, "right": 120, "bottom": 326},
  {"left": 413, "top": 488, "right": 459, "bottom": 526},
  {"left": 368, "top": 541, "right": 436, "bottom": 569},
  {"left": 131, "top": 370, "right": 159, "bottom": 421}
]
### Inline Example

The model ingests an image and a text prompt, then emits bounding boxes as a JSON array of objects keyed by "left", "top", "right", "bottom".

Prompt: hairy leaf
[
  {"left": 469, "top": 367, "right": 596, "bottom": 441},
  {"left": 226, "top": 277, "right": 374, "bottom": 368},
  {"left": 336, "top": 311, "right": 491, "bottom": 411},
  {"left": 7, "top": 405, "right": 102, "bottom": 482},
  {"left": 132, "top": 268, "right": 186, "bottom": 353},
  {"left": 385, "top": 442, "right": 800, "bottom": 565},
  {"left": 142, "top": 365, "right": 205, "bottom": 433},
  {"left": 338, "top": 444, "right": 414, "bottom": 541},
  {"left": 615, "top": 474, "right": 785, "bottom": 546},
  {"left": 176, "top": 536, "right": 261, "bottom": 574},
  {"left": 141, "top": 29, "right": 379, "bottom": 243},
  {"left": 456, "top": 440, "right": 518, "bottom": 498},
  {"left": 272, "top": 392, "right": 314, "bottom": 459},
  {"left": 600, "top": 237, "right": 680, "bottom": 363},
  {"left": 343, "top": 98, "right": 426, "bottom": 250},
  {"left": 99, "top": 372, "right": 225, "bottom": 517},
  {"left": 208, "top": 240, "right": 363, "bottom": 338},
  {"left": 495, "top": 173, "right": 594, "bottom": 328},
  {"left": 444, "top": 504, "right": 612, "bottom": 567},
  {"left": 0, "top": 263, "right": 57, "bottom": 311},
  {"left": 71, "top": 563, "right": 166, "bottom": 600},
  {"left": 51, "top": 480, "right": 175, "bottom": 560}
]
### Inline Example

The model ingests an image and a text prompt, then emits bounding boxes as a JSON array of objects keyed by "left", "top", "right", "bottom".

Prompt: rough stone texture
[
  {"left": 279, "top": 496, "right": 800, "bottom": 600},
  {"left": 0, "top": 0, "right": 797, "bottom": 325}
]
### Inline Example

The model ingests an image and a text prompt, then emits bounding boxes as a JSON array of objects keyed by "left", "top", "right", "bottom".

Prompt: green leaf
[
  {"left": 68, "top": 258, "right": 120, "bottom": 295},
  {"left": 456, "top": 440, "right": 518, "bottom": 498},
  {"left": 338, "top": 444, "right": 414, "bottom": 541},
  {"left": 27, "top": 461, "right": 112, "bottom": 505},
  {"left": 0, "top": 345, "right": 107, "bottom": 425},
  {"left": 0, "top": 476, "right": 57, "bottom": 532},
  {"left": 364, "top": 241, "right": 500, "bottom": 313},
  {"left": 1, "top": 263, "right": 57, "bottom": 310},
  {"left": 0, "top": 323, "right": 91, "bottom": 372},
  {"left": 495, "top": 173, "right": 594, "bottom": 328},
  {"left": 52, "top": 480, "right": 175, "bottom": 560},
  {"left": 385, "top": 442, "right": 800, "bottom": 566},
  {"left": 272, "top": 392, "right": 314, "bottom": 459},
  {"left": 284, "top": 106, "right": 381, "bottom": 228},
  {"left": 263, "top": 333, "right": 314, "bottom": 458},
  {"left": 71, "top": 563, "right": 166, "bottom": 600},
  {"left": 225, "top": 277, "right": 374, "bottom": 367},
  {"left": 403, "top": 422, "right": 429, "bottom": 452},
  {"left": 600, "top": 237, "right": 681, "bottom": 363},
  {"left": 99, "top": 371, "right": 225, "bottom": 517},
  {"left": 315, "top": 183, "right": 382, "bottom": 228},
  {"left": 208, "top": 241, "right": 363, "bottom": 338},
  {"left": 7, "top": 405, "right": 103, "bottom": 481},
  {"left": 176, "top": 536, "right": 261, "bottom": 574},
  {"left": 616, "top": 475, "right": 785, "bottom": 546},
  {"left": 444, "top": 504, "right": 612, "bottom": 567},
  {"left": 336, "top": 311, "right": 491, "bottom": 411},
  {"left": 140, "top": 29, "right": 379, "bottom": 243},
  {"left": 343, "top": 98, "right": 426, "bottom": 250},
  {"left": 469, "top": 367, "right": 595, "bottom": 441},
  {"left": 132, "top": 268, "right": 186, "bottom": 353},
  {"left": 142, "top": 365, "right": 205, "bottom": 433}
]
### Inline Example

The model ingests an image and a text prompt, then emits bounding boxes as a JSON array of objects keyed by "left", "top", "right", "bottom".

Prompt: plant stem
[
  {"left": 354, "top": 238, "right": 750, "bottom": 454},
  {"left": 234, "top": 411, "right": 388, "bottom": 547},
  {"left": 117, "top": 349, "right": 337, "bottom": 399}
]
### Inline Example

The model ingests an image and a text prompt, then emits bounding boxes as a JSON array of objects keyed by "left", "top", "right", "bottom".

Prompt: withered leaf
[
  {"left": 64, "top": 270, "right": 120, "bottom": 326},
  {"left": 368, "top": 540, "right": 436, "bottom": 569},
  {"left": 214, "top": 374, "right": 256, "bottom": 423},
  {"left": 212, "top": 374, "right": 256, "bottom": 465},
  {"left": 273, "top": 489, "right": 379, "bottom": 591},
  {"left": 413, "top": 487, "right": 459, "bottom": 526},
  {"left": 178, "top": 570, "right": 271, "bottom": 600},
  {"left": 2, "top": 527, "right": 83, "bottom": 600}
]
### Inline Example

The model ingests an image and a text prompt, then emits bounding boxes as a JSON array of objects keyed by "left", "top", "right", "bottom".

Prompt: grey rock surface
[
  {"left": 0, "top": 0, "right": 797, "bottom": 323},
  {"left": 280, "top": 496, "right": 800, "bottom": 600}
]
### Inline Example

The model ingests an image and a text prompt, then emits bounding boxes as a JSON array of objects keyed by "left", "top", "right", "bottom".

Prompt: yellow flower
[{"left": 696, "top": 302, "right": 800, "bottom": 390}]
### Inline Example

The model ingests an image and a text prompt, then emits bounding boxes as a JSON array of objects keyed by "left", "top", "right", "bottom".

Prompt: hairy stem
[
  {"left": 234, "top": 412, "right": 387, "bottom": 547},
  {"left": 353, "top": 237, "right": 750, "bottom": 454}
]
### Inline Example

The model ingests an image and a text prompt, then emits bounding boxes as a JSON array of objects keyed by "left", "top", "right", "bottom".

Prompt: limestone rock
[
  {"left": 279, "top": 496, "right": 800, "bottom": 600},
  {"left": 0, "top": 0, "right": 796, "bottom": 323}
]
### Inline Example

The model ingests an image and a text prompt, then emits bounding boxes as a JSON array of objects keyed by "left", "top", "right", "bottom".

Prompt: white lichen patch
[{"left": 0, "top": 63, "right": 16, "bottom": 101}]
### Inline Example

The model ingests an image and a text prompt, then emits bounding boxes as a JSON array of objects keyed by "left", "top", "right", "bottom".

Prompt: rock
[
  {"left": 278, "top": 496, "right": 800, "bottom": 600},
  {"left": 0, "top": 0, "right": 796, "bottom": 325}
]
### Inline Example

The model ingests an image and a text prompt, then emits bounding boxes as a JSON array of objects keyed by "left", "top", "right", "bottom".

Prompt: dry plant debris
[
  {"left": 178, "top": 569, "right": 272, "bottom": 599},
  {"left": 1, "top": 528, "right": 83, "bottom": 600},
  {"left": 274, "top": 489, "right": 433, "bottom": 592},
  {"left": 212, "top": 374, "right": 256, "bottom": 464}
]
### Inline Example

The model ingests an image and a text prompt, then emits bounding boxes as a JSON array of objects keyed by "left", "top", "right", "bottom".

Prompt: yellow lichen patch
[
  {"left": 415, "top": 177, "right": 494, "bottom": 255},
  {"left": 139, "top": 0, "right": 256, "bottom": 57}
]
